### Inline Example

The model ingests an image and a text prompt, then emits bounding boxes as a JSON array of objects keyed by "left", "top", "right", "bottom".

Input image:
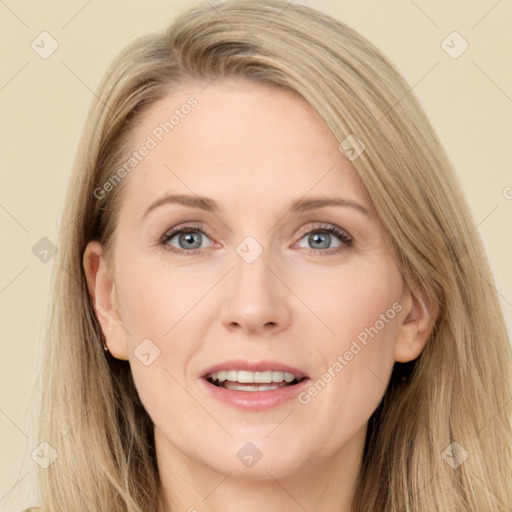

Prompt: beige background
[{"left": 1, "top": 0, "right": 511, "bottom": 510}]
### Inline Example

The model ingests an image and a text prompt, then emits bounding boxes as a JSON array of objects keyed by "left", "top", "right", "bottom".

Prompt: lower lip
[{"left": 200, "top": 377, "right": 312, "bottom": 410}]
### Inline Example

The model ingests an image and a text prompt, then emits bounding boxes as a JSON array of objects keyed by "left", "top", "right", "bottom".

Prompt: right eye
[{"left": 160, "top": 224, "right": 214, "bottom": 255}]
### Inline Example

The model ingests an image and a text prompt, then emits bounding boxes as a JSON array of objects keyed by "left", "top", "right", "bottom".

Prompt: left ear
[{"left": 394, "top": 286, "right": 438, "bottom": 363}]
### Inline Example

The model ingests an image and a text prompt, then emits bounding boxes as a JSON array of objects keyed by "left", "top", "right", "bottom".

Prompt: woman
[{"left": 29, "top": 1, "right": 511, "bottom": 511}]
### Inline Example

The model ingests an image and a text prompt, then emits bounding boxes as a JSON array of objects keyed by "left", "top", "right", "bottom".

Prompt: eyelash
[{"left": 159, "top": 222, "right": 353, "bottom": 256}]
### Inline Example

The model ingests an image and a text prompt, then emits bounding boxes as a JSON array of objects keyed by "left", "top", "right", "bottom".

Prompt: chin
[{"left": 203, "top": 436, "right": 314, "bottom": 481}]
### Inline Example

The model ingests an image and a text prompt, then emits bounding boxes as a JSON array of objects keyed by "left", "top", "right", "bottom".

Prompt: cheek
[
  {"left": 297, "top": 254, "right": 403, "bottom": 353},
  {"left": 115, "top": 261, "right": 209, "bottom": 441},
  {"left": 115, "top": 257, "right": 213, "bottom": 340},
  {"left": 294, "top": 257, "right": 402, "bottom": 421},
  {"left": 114, "top": 257, "right": 213, "bottom": 399}
]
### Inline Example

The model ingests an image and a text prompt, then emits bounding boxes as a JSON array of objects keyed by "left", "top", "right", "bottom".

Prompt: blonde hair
[{"left": 30, "top": 1, "right": 511, "bottom": 511}]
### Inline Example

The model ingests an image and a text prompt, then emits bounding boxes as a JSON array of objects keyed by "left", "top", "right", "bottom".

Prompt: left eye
[{"left": 296, "top": 226, "right": 351, "bottom": 251}]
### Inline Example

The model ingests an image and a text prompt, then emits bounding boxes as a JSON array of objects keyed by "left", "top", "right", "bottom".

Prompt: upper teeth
[{"left": 209, "top": 370, "right": 297, "bottom": 384}]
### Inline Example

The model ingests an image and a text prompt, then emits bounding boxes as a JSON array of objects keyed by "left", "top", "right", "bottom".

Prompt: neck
[{"left": 155, "top": 425, "right": 366, "bottom": 512}]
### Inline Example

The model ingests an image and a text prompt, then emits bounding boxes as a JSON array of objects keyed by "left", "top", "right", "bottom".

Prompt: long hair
[{"left": 31, "top": 1, "right": 511, "bottom": 510}]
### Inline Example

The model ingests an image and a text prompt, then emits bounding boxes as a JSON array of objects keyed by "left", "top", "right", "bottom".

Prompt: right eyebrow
[{"left": 143, "top": 194, "right": 219, "bottom": 220}]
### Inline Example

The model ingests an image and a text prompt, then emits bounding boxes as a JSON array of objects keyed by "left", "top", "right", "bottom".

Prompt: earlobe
[
  {"left": 394, "top": 287, "right": 438, "bottom": 363},
  {"left": 82, "top": 241, "right": 129, "bottom": 360}
]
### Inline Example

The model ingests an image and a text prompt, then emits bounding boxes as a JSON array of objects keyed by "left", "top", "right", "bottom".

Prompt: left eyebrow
[{"left": 289, "top": 197, "right": 371, "bottom": 217}]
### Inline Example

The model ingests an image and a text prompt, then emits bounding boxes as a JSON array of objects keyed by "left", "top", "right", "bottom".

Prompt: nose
[{"left": 220, "top": 249, "right": 292, "bottom": 336}]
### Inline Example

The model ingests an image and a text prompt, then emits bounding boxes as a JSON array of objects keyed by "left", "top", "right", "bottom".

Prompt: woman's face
[{"left": 85, "top": 78, "right": 430, "bottom": 481}]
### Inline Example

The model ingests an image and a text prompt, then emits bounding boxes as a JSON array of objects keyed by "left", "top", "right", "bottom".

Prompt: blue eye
[
  {"left": 161, "top": 225, "right": 212, "bottom": 255},
  {"left": 296, "top": 225, "right": 353, "bottom": 255}
]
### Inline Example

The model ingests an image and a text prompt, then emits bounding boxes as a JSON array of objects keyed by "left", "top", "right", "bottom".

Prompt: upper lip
[{"left": 202, "top": 359, "right": 309, "bottom": 379}]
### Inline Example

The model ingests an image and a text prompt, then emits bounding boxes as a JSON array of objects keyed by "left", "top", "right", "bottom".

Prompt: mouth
[
  {"left": 200, "top": 360, "right": 311, "bottom": 410},
  {"left": 205, "top": 370, "right": 306, "bottom": 392}
]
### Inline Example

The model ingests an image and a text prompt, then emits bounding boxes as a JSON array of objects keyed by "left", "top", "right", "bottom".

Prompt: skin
[{"left": 83, "top": 78, "right": 435, "bottom": 512}]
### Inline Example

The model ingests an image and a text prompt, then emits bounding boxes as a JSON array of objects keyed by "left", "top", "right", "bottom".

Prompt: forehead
[{"left": 117, "top": 78, "right": 369, "bottom": 215}]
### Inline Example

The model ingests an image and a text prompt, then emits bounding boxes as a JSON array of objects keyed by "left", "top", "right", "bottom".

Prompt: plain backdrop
[{"left": 1, "top": 0, "right": 511, "bottom": 510}]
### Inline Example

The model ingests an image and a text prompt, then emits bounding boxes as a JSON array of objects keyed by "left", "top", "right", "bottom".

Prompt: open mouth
[{"left": 205, "top": 370, "right": 306, "bottom": 392}]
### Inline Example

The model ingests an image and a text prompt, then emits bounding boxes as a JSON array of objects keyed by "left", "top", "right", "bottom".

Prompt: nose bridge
[
  {"left": 220, "top": 235, "right": 291, "bottom": 334},
  {"left": 233, "top": 241, "right": 272, "bottom": 295}
]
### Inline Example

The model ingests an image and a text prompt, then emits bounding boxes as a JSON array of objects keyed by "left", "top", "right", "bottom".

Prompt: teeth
[
  {"left": 223, "top": 381, "right": 289, "bottom": 392},
  {"left": 209, "top": 370, "right": 298, "bottom": 384}
]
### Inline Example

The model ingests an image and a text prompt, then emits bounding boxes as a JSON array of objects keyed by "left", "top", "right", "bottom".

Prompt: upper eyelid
[
  {"left": 296, "top": 223, "right": 351, "bottom": 239},
  {"left": 162, "top": 223, "right": 212, "bottom": 239}
]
